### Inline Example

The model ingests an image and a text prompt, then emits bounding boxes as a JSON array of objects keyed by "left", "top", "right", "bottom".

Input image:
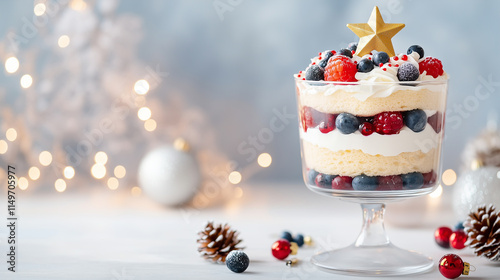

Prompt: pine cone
[
  {"left": 464, "top": 204, "right": 500, "bottom": 261},
  {"left": 197, "top": 222, "right": 244, "bottom": 263}
]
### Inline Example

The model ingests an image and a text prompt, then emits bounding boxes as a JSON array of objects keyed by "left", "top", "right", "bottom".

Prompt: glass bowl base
[{"left": 311, "top": 243, "right": 434, "bottom": 276}]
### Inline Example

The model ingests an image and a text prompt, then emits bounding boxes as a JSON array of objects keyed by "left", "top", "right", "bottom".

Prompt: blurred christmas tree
[{"left": 0, "top": 0, "right": 243, "bottom": 204}]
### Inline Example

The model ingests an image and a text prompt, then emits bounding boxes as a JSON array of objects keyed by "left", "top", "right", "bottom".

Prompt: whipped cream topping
[
  {"left": 300, "top": 124, "right": 440, "bottom": 157},
  {"left": 296, "top": 79, "right": 448, "bottom": 102},
  {"left": 296, "top": 51, "right": 448, "bottom": 101}
]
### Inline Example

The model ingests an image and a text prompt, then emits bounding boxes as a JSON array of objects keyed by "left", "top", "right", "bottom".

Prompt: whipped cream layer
[
  {"left": 300, "top": 123, "right": 440, "bottom": 157},
  {"left": 297, "top": 79, "right": 448, "bottom": 102}
]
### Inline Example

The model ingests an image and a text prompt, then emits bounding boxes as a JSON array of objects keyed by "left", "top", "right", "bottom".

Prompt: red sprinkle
[
  {"left": 319, "top": 52, "right": 322, "bottom": 56},
  {"left": 331, "top": 50, "right": 336, "bottom": 55},
  {"left": 298, "top": 74, "right": 301, "bottom": 77},
  {"left": 393, "top": 56, "right": 399, "bottom": 61},
  {"left": 368, "top": 57, "right": 372, "bottom": 60},
  {"left": 351, "top": 50, "right": 355, "bottom": 55},
  {"left": 388, "top": 64, "right": 392, "bottom": 67},
  {"left": 312, "top": 62, "right": 316, "bottom": 65},
  {"left": 382, "top": 68, "right": 387, "bottom": 71},
  {"left": 402, "top": 55, "right": 408, "bottom": 61},
  {"left": 395, "top": 64, "right": 399, "bottom": 67},
  {"left": 299, "top": 71, "right": 302, "bottom": 73},
  {"left": 379, "top": 63, "right": 384, "bottom": 67},
  {"left": 302, "top": 78, "right": 305, "bottom": 80},
  {"left": 318, "top": 57, "right": 322, "bottom": 60}
]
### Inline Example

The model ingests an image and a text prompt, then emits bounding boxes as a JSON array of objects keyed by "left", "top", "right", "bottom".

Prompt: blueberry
[
  {"left": 454, "top": 221, "right": 465, "bottom": 231},
  {"left": 407, "top": 45, "right": 424, "bottom": 59},
  {"left": 404, "top": 109, "right": 427, "bottom": 132},
  {"left": 352, "top": 175, "right": 379, "bottom": 191},
  {"left": 319, "top": 50, "right": 334, "bottom": 68},
  {"left": 397, "top": 62, "right": 419, "bottom": 82},
  {"left": 226, "top": 250, "right": 249, "bottom": 273},
  {"left": 347, "top": 42, "right": 358, "bottom": 52},
  {"left": 335, "top": 113, "right": 359, "bottom": 134},
  {"left": 307, "top": 169, "right": 319, "bottom": 185},
  {"left": 315, "top": 173, "right": 336, "bottom": 188},
  {"left": 372, "top": 51, "right": 389, "bottom": 66},
  {"left": 401, "top": 172, "right": 424, "bottom": 190},
  {"left": 294, "top": 234, "right": 304, "bottom": 247},
  {"left": 338, "top": 48, "right": 353, "bottom": 58},
  {"left": 357, "top": 58, "right": 374, "bottom": 73},
  {"left": 281, "top": 231, "right": 293, "bottom": 242},
  {"left": 305, "top": 65, "right": 324, "bottom": 81}
]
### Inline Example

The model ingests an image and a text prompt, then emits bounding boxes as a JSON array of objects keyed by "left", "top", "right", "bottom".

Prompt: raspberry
[
  {"left": 419, "top": 57, "right": 444, "bottom": 78},
  {"left": 378, "top": 175, "right": 403, "bottom": 190},
  {"left": 301, "top": 107, "right": 326, "bottom": 132},
  {"left": 374, "top": 112, "right": 404, "bottom": 135},
  {"left": 324, "top": 55, "right": 357, "bottom": 82},
  {"left": 332, "top": 176, "right": 353, "bottom": 190}
]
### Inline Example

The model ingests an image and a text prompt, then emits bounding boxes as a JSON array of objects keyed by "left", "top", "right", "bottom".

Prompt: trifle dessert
[{"left": 295, "top": 41, "right": 448, "bottom": 193}]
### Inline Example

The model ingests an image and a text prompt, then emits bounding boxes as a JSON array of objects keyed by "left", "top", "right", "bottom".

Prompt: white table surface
[{"left": 1, "top": 183, "right": 499, "bottom": 280}]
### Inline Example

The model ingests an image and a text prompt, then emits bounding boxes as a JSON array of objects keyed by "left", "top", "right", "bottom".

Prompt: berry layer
[
  {"left": 301, "top": 124, "right": 439, "bottom": 157},
  {"left": 302, "top": 141, "right": 438, "bottom": 177},
  {"left": 298, "top": 82, "right": 446, "bottom": 116}
]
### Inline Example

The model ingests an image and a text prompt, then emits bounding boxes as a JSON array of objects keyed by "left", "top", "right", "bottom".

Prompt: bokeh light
[
  {"left": 18, "top": 177, "right": 29, "bottom": 190},
  {"left": 55, "top": 179, "right": 67, "bottom": 192},
  {"left": 114, "top": 165, "right": 126, "bottom": 178},
  {"left": 0, "top": 140, "right": 7, "bottom": 154},
  {"left": 39, "top": 151, "right": 53, "bottom": 166},
  {"left": 20, "top": 74, "right": 33, "bottom": 88},
  {"left": 137, "top": 107, "right": 151, "bottom": 121},
  {"left": 28, "top": 167, "right": 40, "bottom": 180},
  {"left": 34, "top": 3, "right": 46, "bottom": 16},
  {"left": 94, "top": 151, "right": 108, "bottom": 164},
  {"left": 131, "top": 186, "right": 142, "bottom": 196},
  {"left": 257, "top": 153, "right": 272, "bottom": 168},
  {"left": 134, "top": 79, "right": 150, "bottom": 95},
  {"left": 6, "top": 128, "right": 17, "bottom": 141},
  {"left": 234, "top": 187, "right": 243, "bottom": 198},
  {"left": 442, "top": 169, "right": 457, "bottom": 186},
  {"left": 5, "top": 57, "right": 19, "bottom": 73},
  {"left": 64, "top": 166, "right": 75, "bottom": 179},
  {"left": 107, "top": 177, "right": 119, "bottom": 190},
  {"left": 228, "top": 171, "right": 242, "bottom": 185},
  {"left": 58, "top": 35, "right": 70, "bottom": 48},
  {"left": 144, "top": 119, "right": 157, "bottom": 132},
  {"left": 91, "top": 164, "right": 106, "bottom": 179},
  {"left": 70, "top": 0, "right": 87, "bottom": 10}
]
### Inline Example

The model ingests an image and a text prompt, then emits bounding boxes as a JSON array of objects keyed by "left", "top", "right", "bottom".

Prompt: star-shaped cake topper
[{"left": 347, "top": 6, "right": 405, "bottom": 57}]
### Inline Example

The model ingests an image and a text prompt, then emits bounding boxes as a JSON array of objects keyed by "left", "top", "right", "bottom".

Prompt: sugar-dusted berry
[{"left": 305, "top": 65, "right": 324, "bottom": 81}]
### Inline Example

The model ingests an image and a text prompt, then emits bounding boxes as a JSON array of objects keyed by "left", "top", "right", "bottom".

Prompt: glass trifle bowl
[{"left": 295, "top": 78, "right": 448, "bottom": 275}]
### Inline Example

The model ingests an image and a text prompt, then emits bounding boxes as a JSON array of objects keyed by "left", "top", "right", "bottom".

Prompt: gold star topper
[{"left": 347, "top": 6, "right": 405, "bottom": 57}]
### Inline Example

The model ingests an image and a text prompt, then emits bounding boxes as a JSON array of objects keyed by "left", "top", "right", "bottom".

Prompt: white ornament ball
[
  {"left": 453, "top": 167, "right": 500, "bottom": 219},
  {"left": 138, "top": 146, "right": 201, "bottom": 206}
]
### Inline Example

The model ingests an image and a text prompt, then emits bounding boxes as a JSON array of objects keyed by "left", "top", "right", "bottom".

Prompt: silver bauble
[
  {"left": 453, "top": 167, "right": 500, "bottom": 219},
  {"left": 138, "top": 145, "right": 201, "bottom": 206}
]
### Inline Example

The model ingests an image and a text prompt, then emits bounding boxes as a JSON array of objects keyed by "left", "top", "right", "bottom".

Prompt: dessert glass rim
[{"left": 294, "top": 77, "right": 448, "bottom": 86}]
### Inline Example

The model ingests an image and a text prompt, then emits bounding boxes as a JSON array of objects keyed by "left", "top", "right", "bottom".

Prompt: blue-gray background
[{"left": 1, "top": 0, "right": 498, "bottom": 183}]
